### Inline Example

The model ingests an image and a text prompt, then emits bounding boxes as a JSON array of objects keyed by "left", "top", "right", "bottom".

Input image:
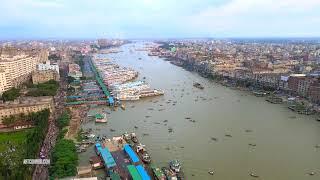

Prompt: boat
[
  {"left": 121, "top": 104, "right": 125, "bottom": 110},
  {"left": 116, "top": 94, "right": 140, "bottom": 101},
  {"left": 151, "top": 165, "right": 166, "bottom": 180},
  {"left": 266, "top": 96, "right": 283, "bottom": 104},
  {"left": 122, "top": 132, "right": 131, "bottom": 141},
  {"left": 135, "top": 143, "right": 151, "bottom": 163},
  {"left": 253, "top": 91, "right": 267, "bottom": 97},
  {"left": 308, "top": 172, "right": 316, "bottom": 176},
  {"left": 86, "top": 134, "right": 95, "bottom": 138},
  {"left": 250, "top": 173, "right": 259, "bottom": 178},
  {"left": 193, "top": 82, "right": 204, "bottom": 89},
  {"left": 162, "top": 167, "right": 177, "bottom": 180},
  {"left": 140, "top": 151, "right": 151, "bottom": 164},
  {"left": 131, "top": 133, "right": 138, "bottom": 143},
  {"left": 95, "top": 113, "right": 107, "bottom": 123},
  {"left": 148, "top": 52, "right": 158, "bottom": 56},
  {"left": 169, "top": 160, "right": 182, "bottom": 173}
]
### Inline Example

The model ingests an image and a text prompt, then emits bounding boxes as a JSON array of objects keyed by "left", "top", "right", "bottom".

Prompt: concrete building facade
[
  {"left": 37, "top": 61, "right": 59, "bottom": 74},
  {"left": 0, "top": 69, "right": 7, "bottom": 93},
  {"left": 0, "top": 54, "right": 39, "bottom": 94},
  {"left": 32, "top": 70, "right": 60, "bottom": 84},
  {"left": 0, "top": 96, "right": 54, "bottom": 127}
]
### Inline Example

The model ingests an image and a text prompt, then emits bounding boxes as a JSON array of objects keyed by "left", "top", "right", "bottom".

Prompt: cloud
[
  {"left": 0, "top": 0, "right": 319, "bottom": 38},
  {"left": 188, "top": 0, "right": 320, "bottom": 37}
]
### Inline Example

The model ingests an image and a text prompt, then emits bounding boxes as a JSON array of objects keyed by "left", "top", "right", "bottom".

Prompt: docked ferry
[{"left": 95, "top": 113, "right": 107, "bottom": 123}]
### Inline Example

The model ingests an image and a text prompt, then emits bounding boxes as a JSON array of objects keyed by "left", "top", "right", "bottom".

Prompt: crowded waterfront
[
  {"left": 74, "top": 42, "right": 320, "bottom": 180},
  {"left": 92, "top": 54, "right": 164, "bottom": 101}
]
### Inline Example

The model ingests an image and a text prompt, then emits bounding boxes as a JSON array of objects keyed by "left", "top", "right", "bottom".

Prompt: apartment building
[
  {"left": 297, "top": 77, "right": 314, "bottom": 97},
  {"left": 37, "top": 60, "right": 59, "bottom": 74},
  {"left": 32, "top": 70, "right": 60, "bottom": 84},
  {"left": 0, "top": 54, "right": 38, "bottom": 93},
  {"left": 309, "top": 80, "right": 320, "bottom": 103},
  {"left": 0, "top": 47, "right": 49, "bottom": 94},
  {"left": 68, "top": 63, "right": 82, "bottom": 79},
  {"left": 0, "top": 69, "right": 8, "bottom": 93}
]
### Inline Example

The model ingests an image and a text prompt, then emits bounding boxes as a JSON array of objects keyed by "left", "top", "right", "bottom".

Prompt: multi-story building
[
  {"left": 287, "top": 74, "right": 317, "bottom": 97},
  {"left": 0, "top": 69, "right": 8, "bottom": 93},
  {"left": 37, "top": 61, "right": 59, "bottom": 74},
  {"left": 254, "top": 73, "right": 281, "bottom": 88},
  {"left": 32, "top": 70, "right": 60, "bottom": 84},
  {"left": 0, "top": 54, "right": 40, "bottom": 94},
  {"left": 288, "top": 74, "right": 306, "bottom": 94},
  {"left": 279, "top": 76, "right": 290, "bottom": 91},
  {"left": 309, "top": 80, "right": 320, "bottom": 103},
  {"left": 68, "top": 63, "right": 82, "bottom": 79},
  {"left": 297, "top": 77, "right": 314, "bottom": 97},
  {"left": 0, "top": 96, "right": 54, "bottom": 127}
]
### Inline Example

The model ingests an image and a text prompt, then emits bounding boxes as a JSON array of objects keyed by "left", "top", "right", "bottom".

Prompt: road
[{"left": 32, "top": 77, "right": 67, "bottom": 180}]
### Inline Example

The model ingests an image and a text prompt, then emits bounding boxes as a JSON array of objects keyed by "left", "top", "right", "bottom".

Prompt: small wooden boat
[
  {"left": 208, "top": 170, "right": 215, "bottom": 175},
  {"left": 250, "top": 173, "right": 259, "bottom": 178}
]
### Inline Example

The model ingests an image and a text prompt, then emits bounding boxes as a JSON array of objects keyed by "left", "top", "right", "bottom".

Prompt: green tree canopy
[{"left": 1, "top": 87, "right": 20, "bottom": 101}]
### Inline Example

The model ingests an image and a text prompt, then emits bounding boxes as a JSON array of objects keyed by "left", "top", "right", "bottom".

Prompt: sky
[{"left": 1, "top": 0, "right": 320, "bottom": 39}]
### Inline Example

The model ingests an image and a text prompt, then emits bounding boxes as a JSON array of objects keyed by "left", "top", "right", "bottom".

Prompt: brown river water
[{"left": 79, "top": 42, "right": 320, "bottom": 180}]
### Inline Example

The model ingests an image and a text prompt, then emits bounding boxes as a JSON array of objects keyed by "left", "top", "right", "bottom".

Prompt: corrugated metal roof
[
  {"left": 127, "top": 165, "right": 142, "bottom": 180},
  {"left": 100, "top": 148, "right": 116, "bottom": 168},
  {"left": 95, "top": 143, "right": 102, "bottom": 155},
  {"left": 136, "top": 165, "right": 150, "bottom": 180},
  {"left": 123, "top": 144, "right": 140, "bottom": 163}
]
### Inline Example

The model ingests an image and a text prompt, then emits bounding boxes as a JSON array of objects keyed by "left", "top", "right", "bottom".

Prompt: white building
[{"left": 37, "top": 61, "right": 59, "bottom": 74}]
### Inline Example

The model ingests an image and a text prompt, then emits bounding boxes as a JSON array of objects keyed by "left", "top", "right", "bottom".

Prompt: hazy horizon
[{"left": 1, "top": 0, "right": 320, "bottom": 39}]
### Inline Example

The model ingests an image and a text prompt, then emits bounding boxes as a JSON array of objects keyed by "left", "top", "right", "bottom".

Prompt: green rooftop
[
  {"left": 95, "top": 113, "right": 104, "bottom": 119},
  {"left": 127, "top": 165, "right": 142, "bottom": 180}
]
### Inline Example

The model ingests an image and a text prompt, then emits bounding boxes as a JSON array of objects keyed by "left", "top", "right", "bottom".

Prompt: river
[{"left": 79, "top": 42, "right": 320, "bottom": 180}]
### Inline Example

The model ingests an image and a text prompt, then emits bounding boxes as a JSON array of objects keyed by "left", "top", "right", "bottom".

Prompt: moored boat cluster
[
  {"left": 92, "top": 55, "right": 164, "bottom": 101},
  {"left": 88, "top": 132, "right": 183, "bottom": 180}
]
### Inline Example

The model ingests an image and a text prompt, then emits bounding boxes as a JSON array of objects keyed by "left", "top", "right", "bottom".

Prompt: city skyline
[{"left": 1, "top": 0, "right": 320, "bottom": 39}]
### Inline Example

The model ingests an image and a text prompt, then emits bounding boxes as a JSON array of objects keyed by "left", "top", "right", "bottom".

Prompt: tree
[
  {"left": 49, "top": 139, "right": 78, "bottom": 178},
  {"left": 1, "top": 88, "right": 20, "bottom": 101},
  {"left": 26, "top": 80, "right": 59, "bottom": 97},
  {"left": 2, "top": 115, "right": 16, "bottom": 126},
  {"left": 57, "top": 111, "right": 71, "bottom": 129},
  {"left": 0, "top": 109, "right": 50, "bottom": 179}
]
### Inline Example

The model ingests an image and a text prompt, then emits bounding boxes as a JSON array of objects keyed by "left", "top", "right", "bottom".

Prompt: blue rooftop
[
  {"left": 123, "top": 144, "right": 140, "bottom": 163},
  {"left": 136, "top": 165, "right": 150, "bottom": 180},
  {"left": 95, "top": 143, "right": 102, "bottom": 155},
  {"left": 100, "top": 148, "right": 116, "bottom": 168}
]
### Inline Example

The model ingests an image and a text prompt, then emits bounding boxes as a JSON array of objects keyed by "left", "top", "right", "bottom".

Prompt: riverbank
[{"left": 163, "top": 56, "right": 320, "bottom": 117}]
